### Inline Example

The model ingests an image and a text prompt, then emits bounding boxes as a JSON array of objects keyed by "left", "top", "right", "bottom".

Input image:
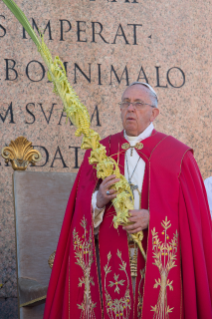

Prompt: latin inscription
[
  {"left": 0, "top": 16, "right": 145, "bottom": 45},
  {"left": 2, "top": 59, "right": 185, "bottom": 88}
]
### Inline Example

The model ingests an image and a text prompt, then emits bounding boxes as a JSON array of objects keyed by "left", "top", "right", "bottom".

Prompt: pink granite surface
[{"left": 0, "top": 0, "right": 212, "bottom": 299}]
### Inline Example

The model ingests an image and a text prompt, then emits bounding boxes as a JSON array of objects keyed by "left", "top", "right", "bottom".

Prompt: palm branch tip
[{"left": 2, "top": 0, "right": 41, "bottom": 48}]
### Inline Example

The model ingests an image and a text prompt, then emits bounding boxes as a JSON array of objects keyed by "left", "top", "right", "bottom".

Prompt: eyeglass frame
[{"left": 119, "top": 101, "right": 156, "bottom": 109}]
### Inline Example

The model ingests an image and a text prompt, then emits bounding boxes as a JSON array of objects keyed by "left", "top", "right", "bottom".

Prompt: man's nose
[{"left": 127, "top": 102, "right": 135, "bottom": 111}]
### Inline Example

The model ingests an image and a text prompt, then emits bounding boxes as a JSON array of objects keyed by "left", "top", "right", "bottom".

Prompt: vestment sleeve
[
  {"left": 91, "top": 191, "right": 105, "bottom": 234},
  {"left": 179, "top": 151, "right": 212, "bottom": 318}
]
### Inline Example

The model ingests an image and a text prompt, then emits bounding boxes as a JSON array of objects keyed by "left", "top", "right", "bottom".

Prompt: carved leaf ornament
[{"left": 1, "top": 136, "right": 41, "bottom": 171}]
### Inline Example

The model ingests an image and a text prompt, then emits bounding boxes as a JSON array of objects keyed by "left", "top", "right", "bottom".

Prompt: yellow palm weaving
[{"left": 2, "top": 0, "right": 146, "bottom": 260}]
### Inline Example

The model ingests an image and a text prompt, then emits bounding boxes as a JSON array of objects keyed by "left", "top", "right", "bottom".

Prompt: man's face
[{"left": 120, "top": 85, "right": 159, "bottom": 136}]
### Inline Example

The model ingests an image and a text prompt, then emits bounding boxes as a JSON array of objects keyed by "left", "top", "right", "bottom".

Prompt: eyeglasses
[{"left": 119, "top": 101, "right": 155, "bottom": 109}]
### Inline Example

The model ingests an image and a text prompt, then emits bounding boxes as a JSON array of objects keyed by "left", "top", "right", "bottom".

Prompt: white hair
[{"left": 129, "top": 81, "right": 158, "bottom": 108}]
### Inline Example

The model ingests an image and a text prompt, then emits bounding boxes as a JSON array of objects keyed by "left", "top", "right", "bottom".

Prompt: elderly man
[{"left": 44, "top": 82, "right": 212, "bottom": 319}]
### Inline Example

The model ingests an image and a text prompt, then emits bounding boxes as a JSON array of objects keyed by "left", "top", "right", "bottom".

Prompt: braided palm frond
[{"left": 2, "top": 0, "right": 146, "bottom": 259}]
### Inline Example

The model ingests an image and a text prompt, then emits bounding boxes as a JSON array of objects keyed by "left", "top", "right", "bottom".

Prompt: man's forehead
[{"left": 122, "top": 84, "right": 151, "bottom": 99}]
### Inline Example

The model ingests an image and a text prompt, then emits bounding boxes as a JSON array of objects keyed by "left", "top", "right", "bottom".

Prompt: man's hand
[
  {"left": 123, "top": 209, "right": 150, "bottom": 234},
  {"left": 96, "top": 175, "right": 119, "bottom": 209}
]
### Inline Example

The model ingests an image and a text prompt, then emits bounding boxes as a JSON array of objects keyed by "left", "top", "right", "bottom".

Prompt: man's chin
[{"left": 125, "top": 128, "right": 138, "bottom": 137}]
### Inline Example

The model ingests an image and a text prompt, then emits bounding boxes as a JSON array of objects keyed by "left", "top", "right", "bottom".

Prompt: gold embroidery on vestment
[
  {"left": 130, "top": 248, "right": 138, "bottom": 277},
  {"left": 137, "top": 268, "right": 145, "bottom": 318},
  {"left": 135, "top": 143, "right": 144, "bottom": 150},
  {"left": 151, "top": 217, "right": 178, "bottom": 319},
  {"left": 104, "top": 250, "right": 131, "bottom": 319},
  {"left": 73, "top": 217, "right": 96, "bottom": 318},
  {"left": 128, "top": 239, "right": 138, "bottom": 277},
  {"left": 122, "top": 143, "right": 130, "bottom": 150},
  {"left": 121, "top": 142, "right": 144, "bottom": 151}
]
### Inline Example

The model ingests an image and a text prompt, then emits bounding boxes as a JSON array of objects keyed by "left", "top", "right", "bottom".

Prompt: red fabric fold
[{"left": 179, "top": 152, "right": 212, "bottom": 318}]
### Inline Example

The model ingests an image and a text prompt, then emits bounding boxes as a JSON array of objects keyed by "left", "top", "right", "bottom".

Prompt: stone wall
[{"left": 0, "top": 0, "right": 212, "bottom": 317}]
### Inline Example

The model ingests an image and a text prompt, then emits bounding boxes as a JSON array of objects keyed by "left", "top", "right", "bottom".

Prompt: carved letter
[
  {"left": 0, "top": 102, "right": 15, "bottom": 124},
  {"left": 69, "top": 146, "right": 81, "bottom": 169},
  {"left": 23, "top": 18, "right": 53, "bottom": 40},
  {"left": 33, "top": 145, "right": 49, "bottom": 167},
  {"left": 74, "top": 63, "right": 91, "bottom": 83},
  {"left": 90, "top": 105, "right": 101, "bottom": 126},
  {"left": 25, "top": 103, "right": 36, "bottom": 124},
  {"left": 125, "top": 0, "right": 138, "bottom": 3},
  {"left": 50, "top": 146, "right": 68, "bottom": 168},
  {"left": 98, "top": 64, "right": 102, "bottom": 85},
  {"left": 0, "top": 15, "right": 6, "bottom": 38},
  {"left": 167, "top": 67, "right": 185, "bottom": 88},
  {"left": 91, "top": 22, "right": 109, "bottom": 43},
  {"left": 5, "top": 59, "right": 18, "bottom": 81},
  {"left": 137, "top": 66, "right": 149, "bottom": 83},
  {"left": 127, "top": 24, "right": 142, "bottom": 45},
  {"left": 39, "top": 103, "right": 56, "bottom": 124},
  {"left": 76, "top": 21, "right": 87, "bottom": 42},
  {"left": 26, "top": 60, "right": 45, "bottom": 82},
  {"left": 110, "top": 65, "right": 129, "bottom": 86},
  {"left": 155, "top": 66, "right": 168, "bottom": 88},
  {"left": 113, "top": 24, "right": 129, "bottom": 45},
  {"left": 58, "top": 111, "right": 73, "bottom": 125},
  {"left": 60, "top": 19, "right": 72, "bottom": 41}
]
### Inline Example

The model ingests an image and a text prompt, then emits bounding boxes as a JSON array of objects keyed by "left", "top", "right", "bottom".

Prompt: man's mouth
[{"left": 126, "top": 117, "right": 135, "bottom": 121}]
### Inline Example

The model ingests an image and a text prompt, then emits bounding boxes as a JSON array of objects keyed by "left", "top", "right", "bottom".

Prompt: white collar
[{"left": 124, "top": 123, "right": 154, "bottom": 146}]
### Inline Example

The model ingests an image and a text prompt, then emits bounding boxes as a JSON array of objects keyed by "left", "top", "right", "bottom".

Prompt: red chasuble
[{"left": 44, "top": 131, "right": 212, "bottom": 319}]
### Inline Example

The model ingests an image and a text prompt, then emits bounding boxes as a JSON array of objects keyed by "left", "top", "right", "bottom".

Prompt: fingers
[
  {"left": 105, "top": 189, "right": 117, "bottom": 195},
  {"left": 122, "top": 209, "right": 150, "bottom": 233},
  {"left": 128, "top": 211, "right": 142, "bottom": 223},
  {"left": 128, "top": 215, "right": 139, "bottom": 222},
  {"left": 99, "top": 175, "right": 119, "bottom": 196},
  {"left": 127, "top": 227, "right": 143, "bottom": 234},
  {"left": 102, "top": 175, "right": 117, "bottom": 183},
  {"left": 123, "top": 223, "right": 139, "bottom": 231},
  {"left": 102, "top": 176, "right": 120, "bottom": 189},
  {"left": 96, "top": 175, "right": 119, "bottom": 208},
  {"left": 102, "top": 175, "right": 117, "bottom": 186},
  {"left": 106, "top": 194, "right": 117, "bottom": 201},
  {"left": 123, "top": 223, "right": 144, "bottom": 233},
  {"left": 128, "top": 210, "right": 139, "bottom": 217},
  {"left": 99, "top": 182, "right": 119, "bottom": 196}
]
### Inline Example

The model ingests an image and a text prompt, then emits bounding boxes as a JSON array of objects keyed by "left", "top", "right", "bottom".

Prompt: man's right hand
[{"left": 96, "top": 175, "right": 119, "bottom": 209}]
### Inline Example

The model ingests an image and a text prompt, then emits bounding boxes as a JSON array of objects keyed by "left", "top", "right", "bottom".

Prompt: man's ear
[{"left": 151, "top": 107, "right": 159, "bottom": 122}]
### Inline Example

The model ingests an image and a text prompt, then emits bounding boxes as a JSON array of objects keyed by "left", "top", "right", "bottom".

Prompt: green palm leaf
[{"left": 2, "top": 0, "right": 41, "bottom": 48}]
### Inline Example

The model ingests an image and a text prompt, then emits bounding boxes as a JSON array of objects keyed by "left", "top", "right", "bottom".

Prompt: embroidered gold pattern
[
  {"left": 121, "top": 143, "right": 144, "bottom": 151},
  {"left": 128, "top": 238, "right": 138, "bottom": 277},
  {"left": 122, "top": 143, "right": 131, "bottom": 150},
  {"left": 135, "top": 143, "right": 144, "bottom": 150},
  {"left": 137, "top": 268, "right": 145, "bottom": 318},
  {"left": 129, "top": 246, "right": 138, "bottom": 277},
  {"left": 73, "top": 217, "right": 96, "bottom": 319},
  {"left": 151, "top": 217, "right": 178, "bottom": 319},
  {"left": 104, "top": 250, "right": 131, "bottom": 319}
]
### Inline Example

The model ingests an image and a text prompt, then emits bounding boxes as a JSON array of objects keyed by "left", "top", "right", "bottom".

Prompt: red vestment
[{"left": 44, "top": 131, "right": 212, "bottom": 319}]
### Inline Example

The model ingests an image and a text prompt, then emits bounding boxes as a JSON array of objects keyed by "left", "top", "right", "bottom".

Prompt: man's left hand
[{"left": 123, "top": 209, "right": 150, "bottom": 234}]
